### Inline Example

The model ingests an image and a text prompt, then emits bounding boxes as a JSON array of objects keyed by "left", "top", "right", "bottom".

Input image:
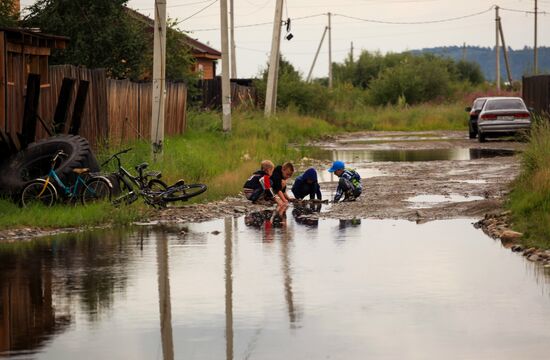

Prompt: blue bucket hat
[{"left": 328, "top": 160, "right": 345, "bottom": 173}]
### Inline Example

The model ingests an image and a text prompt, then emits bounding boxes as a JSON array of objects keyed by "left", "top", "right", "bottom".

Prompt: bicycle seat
[
  {"left": 135, "top": 163, "right": 149, "bottom": 172},
  {"left": 73, "top": 168, "right": 90, "bottom": 175}
]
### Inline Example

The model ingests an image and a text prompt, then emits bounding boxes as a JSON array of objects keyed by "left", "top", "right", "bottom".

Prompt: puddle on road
[
  {"left": 2, "top": 216, "right": 550, "bottom": 360},
  {"left": 322, "top": 148, "right": 517, "bottom": 163},
  {"left": 406, "top": 194, "right": 485, "bottom": 208},
  {"left": 338, "top": 134, "right": 454, "bottom": 144},
  {"left": 451, "top": 179, "right": 488, "bottom": 184},
  {"left": 316, "top": 167, "right": 385, "bottom": 183}
]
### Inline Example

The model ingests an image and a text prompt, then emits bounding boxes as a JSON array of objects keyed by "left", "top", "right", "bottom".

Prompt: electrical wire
[
  {"left": 178, "top": 0, "right": 218, "bottom": 23},
  {"left": 332, "top": 6, "right": 495, "bottom": 25},
  {"left": 138, "top": 0, "right": 213, "bottom": 11},
  {"left": 499, "top": 6, "right": 549, "bottom": 15},
  {"left": 188, "top": 13, "right": 326, "bottom": 32}
]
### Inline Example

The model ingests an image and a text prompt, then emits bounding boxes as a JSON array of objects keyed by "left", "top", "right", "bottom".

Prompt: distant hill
[{"left": 411, "top": 46, "right": 550, "bottom": 81}]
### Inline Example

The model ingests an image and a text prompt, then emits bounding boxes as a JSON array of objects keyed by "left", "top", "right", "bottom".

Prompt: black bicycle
[{"left": 101, "top": 148, "right": 207, "bottom": 208}]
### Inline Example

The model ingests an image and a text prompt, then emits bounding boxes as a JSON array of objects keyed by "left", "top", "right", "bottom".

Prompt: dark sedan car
[{"left": 465, "top": 97, "right": 488, "bottom": 139}]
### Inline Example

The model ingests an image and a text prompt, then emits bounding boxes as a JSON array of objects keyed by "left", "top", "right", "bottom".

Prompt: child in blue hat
[
  {"left": 291, "top": 168, "right": 322, "bottom": 200},
  {"left": 328, "top": 160, "right": 362, "bottom": 202}
]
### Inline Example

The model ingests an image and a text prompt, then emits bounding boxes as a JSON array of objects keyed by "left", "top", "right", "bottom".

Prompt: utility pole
[
  {"left": 534, "top": 0, "right": 538, "bottom": 74},
  {"left": 350, "top": 41, "right": 354, "bottom": 63},
  {"left": 152, "top": 0, "right": 167, "bottom": 156},
  {"left": 328, "top": 12, "right": 333, "bottom": 89},
  {"left": 264, "top": 0, "right": 284, "bottom": 117},
  {"left": 495, "top": 6, "right": 501, "bottom": 91},
  {"left": 499, "top": 21, "right": 513, "bottom": 85},
  {"left": 230, "top": 0, "right": 237, "bottom": 78},
  {"left": 220, "top": 0, "right": 231, "bottom": 131},
  {"left": 306, "top": 26, "right": 328, "bottom": 82},
  {"left": 462, "top": 42, "right": 467, "bottom": 61}
]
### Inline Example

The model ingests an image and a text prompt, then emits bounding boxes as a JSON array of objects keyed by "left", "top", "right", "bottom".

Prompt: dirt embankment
[{"left": 0, "top": 130, "right": 526, "bottom": 241}]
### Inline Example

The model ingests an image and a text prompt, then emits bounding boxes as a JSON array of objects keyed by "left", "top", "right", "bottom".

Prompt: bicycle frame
[{"left": 47, "top": 168, "right": 87, "bottom": 199}]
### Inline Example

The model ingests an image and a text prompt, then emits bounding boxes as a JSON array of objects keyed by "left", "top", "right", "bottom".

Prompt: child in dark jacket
[
  {"left": 291, "top": 168, "right": 322, "bottom": 200},
  {"left": 243, "top": 160, "right": 275, "bottom": 203},
  {"left": 328, "top": 160, "right": 362, "bottom": 202}
]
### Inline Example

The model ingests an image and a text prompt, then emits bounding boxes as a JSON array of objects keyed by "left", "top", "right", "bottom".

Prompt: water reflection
[
  {"left": 156, "top": 232, "right": 174, "bottom": 360},
  {"left": 2, "top": 218, "right": 550, "bottom": 359},
  {"left": 292, "top": 203, "right": 322, "bottom": 227},
  {"left": 329, "top": 148, "right": 517, "bottom": 163}
]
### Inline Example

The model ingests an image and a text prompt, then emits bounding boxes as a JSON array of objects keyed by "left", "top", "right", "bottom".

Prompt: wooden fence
[
  {"left": 7, "top": 65, "right": 187, "bottom": 148},
  {"left": 196, "top": 77, "right": 257, "bottom": 109},
  {"left": 523, "top": 75, "right": 550, "bottom": 116}
]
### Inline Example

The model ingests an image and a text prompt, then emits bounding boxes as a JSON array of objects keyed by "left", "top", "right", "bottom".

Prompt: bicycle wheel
[
  {"left": 81, "top": 178, "right": 112, "bottom": 205},
  {"left": 161, "top": 183, "right": 207, "bottom": 202},
  {"left": 21, "top": 180, "right": 57, "bottom": 207},
  {"left": 147, "top": 179, "right": 168, "bottom": 192}
]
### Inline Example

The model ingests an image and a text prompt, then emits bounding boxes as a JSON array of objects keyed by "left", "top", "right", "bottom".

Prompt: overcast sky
[{"left": 20, "top": 0, "right": 550, "bottom": 79}]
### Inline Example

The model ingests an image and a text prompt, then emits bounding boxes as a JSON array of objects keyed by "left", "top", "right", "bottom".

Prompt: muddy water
[
  {"left": 2, "top": 215, "right": 550, "bottom": 359},
  {"left": 325, "top": 148, "right": 516, "bottom": 163}
]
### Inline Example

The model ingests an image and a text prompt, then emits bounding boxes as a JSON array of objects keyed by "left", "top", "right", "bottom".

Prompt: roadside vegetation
[{"left": 508, "top": 118, "right": 550, "bottom": 249}]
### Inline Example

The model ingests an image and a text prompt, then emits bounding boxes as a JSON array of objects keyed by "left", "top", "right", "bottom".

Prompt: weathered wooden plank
[{"left": 0, "top": 32, "right": 6, "bottom": 132}]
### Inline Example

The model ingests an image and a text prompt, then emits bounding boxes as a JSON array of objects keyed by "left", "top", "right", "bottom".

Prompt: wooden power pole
[
  {"left": 306, "top": 26, "right": 328, "bottom": 83},
  {"left": 230, "top": 0, "right": 237, "bottom": 78},
  {"left": 499, "top": 21, "right": 513, "bottom": 85},
  {"left": 328, "top": 12, "right": 333, "bottom": 89},
  {"left": 152, "top": 0, "right": 167, "bottom": 156},
  {"left": 264, "top": 0, "right": 284, "bottom": 117},
  {"left": 534, "top": 0, "right": 538, "bottom": 74},
  {"left": 495, "top": 6, "right": 500, "bottom": 91},
  {"left": 220, "top": 0, "right": 231, "bottom": 131}
]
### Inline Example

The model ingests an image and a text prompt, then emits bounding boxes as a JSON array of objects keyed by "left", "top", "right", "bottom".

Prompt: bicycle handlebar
[
  {"left": 51, "top": 150, "right": 68, "bottom": 165},
  {"left": 101, "top": 148, "right": 132, "bottom": 167}
]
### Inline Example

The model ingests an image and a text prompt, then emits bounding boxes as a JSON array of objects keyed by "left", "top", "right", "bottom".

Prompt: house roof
[
  {"left": 125, "top": 7, "right": 221, "bottom": 59},
  {"left": 0, "top": 26, "right": 69, "bottom": 49}
]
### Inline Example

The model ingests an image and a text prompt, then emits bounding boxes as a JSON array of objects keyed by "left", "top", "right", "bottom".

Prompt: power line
[
  {"left": 138, "top": 0, "right": 213, "bottom": 11},
  {"left": 188, "top": 13, "right": 326, "bottom": 32},
  {"left": 178, "top": 0, "right": 218, "bottom": 23},
  {"left": 332, "top": 6, "right": 495, "bottom": 25},
  {"left": 499, "top": 6, "right": 549, "bottom": 15}
]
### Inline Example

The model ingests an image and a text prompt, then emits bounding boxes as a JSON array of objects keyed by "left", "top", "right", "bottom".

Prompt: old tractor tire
[{"left": 0, "top": 135, "right": 99, "bottom": 196}]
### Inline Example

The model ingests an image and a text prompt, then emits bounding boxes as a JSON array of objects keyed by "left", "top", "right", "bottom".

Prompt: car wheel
[{"left": 478, "top": 133, "right": 486, "bottom": 143}]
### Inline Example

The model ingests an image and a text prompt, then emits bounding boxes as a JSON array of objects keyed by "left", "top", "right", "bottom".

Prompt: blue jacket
[{"left": 292, "top": 168, "right": 322, "bottom": 200}]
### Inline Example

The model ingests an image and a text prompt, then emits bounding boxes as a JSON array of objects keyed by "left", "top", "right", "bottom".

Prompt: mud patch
[{"left": 405, "top": 194, "right": 485, "bottom": 209}]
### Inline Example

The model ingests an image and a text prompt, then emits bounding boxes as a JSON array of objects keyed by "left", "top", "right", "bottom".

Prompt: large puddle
[
  {"left": 2, "top": 214, "right": 550, "bottom": 359},
  {"left": 323, "top": 148, "right": 517, "bottom": 163}
]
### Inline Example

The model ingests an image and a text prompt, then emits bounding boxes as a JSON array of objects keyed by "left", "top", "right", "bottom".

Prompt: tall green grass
[
  {"left": 0, "top": 199, "right": 142, "bottom": 229},
  {"left": 508, "top": 118, "right": 550, "bottom": 249}
]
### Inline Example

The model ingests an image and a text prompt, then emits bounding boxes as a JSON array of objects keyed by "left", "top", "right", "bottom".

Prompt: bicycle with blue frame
[{"left": 20, "top": 150, "right": 113, "bottom": 207}]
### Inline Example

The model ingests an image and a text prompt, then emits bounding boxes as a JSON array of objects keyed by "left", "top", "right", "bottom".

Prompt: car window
[
  {"left": 484, "top": 99, "right": 526, "bottom": 111},
  {"left": 473, "top": 99, "right": 486, "bottom": 110}
]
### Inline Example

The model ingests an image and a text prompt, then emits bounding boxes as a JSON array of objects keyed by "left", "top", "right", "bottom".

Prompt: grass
[
  {"left": 507, "top": 118, "right": 550, "bottom": 249},
  {"left": 330, "top": 102, "right": 467, "bottom": 131},
  {"left": 1, "top": 103, "right": 467, "bottom": 231},
  {"left": 0, "top": 199, "right": 143, "bottom": 229}
]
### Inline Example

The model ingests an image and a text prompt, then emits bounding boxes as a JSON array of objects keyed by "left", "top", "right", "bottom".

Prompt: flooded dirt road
[
  {"left": 147, "top": 130, "right": 525, "bottom": 224},
  {"left": 2, "top": 217, "right": 550, "bottom": 359},
  {"left": 2, "top": 131, "right": 547, "bottom": 359}
]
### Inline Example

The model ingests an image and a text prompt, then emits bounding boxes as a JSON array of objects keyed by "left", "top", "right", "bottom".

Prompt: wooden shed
[{"left": 0, "top": 27, "right": 69, "bottom": 134}]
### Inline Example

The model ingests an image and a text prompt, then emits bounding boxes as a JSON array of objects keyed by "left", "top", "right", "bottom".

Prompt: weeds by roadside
[
  {"left": 0, "top": 199, "right": 143, "bottom": 230},
  {"left": 508, "top": 118, "right": 550, "bottom": 249}
]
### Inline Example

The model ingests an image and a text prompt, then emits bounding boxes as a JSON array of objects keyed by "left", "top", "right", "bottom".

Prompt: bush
[{"left": 368, "top": 56, "right": 452, "bottom": 105}]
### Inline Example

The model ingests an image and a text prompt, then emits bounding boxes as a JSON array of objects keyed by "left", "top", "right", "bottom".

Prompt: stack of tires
[{"left": 0, "top": 135, "right": 100, "bottom": 198}]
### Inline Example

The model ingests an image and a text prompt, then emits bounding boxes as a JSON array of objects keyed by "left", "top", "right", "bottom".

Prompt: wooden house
[{"left": 126, "top": 8, "right": 221, "bottom": 80}]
